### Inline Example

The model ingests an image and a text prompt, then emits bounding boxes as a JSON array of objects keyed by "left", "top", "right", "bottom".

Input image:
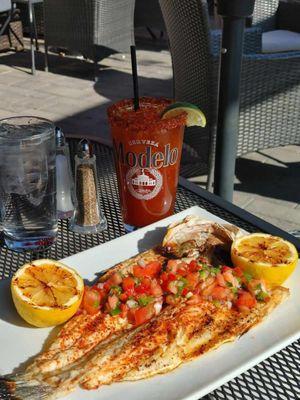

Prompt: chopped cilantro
[
  {"left": 133, "top": 277, "right": 141, "bottom": 285},
  {"left": 256, "top": 291, "right": 269, "bottom": 301},
  {"left": 226, "top": 281, "right": 233, "bottom": 288},
  {"left": 178, "top": 277, "right": 188, "bottom": 286},
  {"left": 255, "top": 283, "right": 263, "bottom": 291},
  {"left": 110, "top": 285, "right": 122, "bottom": 295},
  {"left": 231, "top": 287, "right": 238, "bottom": 295},
  {"left": 212, "top": 300, "right": 221, "bottom": 307},
  {"left": 199, "top": 270, "right": 208, "bottom": 279},
  {"left": 201, "top": 263, "right": 209, "bottom": 270},
  {"left": 138, "top": 296, "right": 153, "bottom": 306},
  {"left": 110, "top": 307, "right": 121, "bottom": 316},
  {"left": 210, "top": 266, "right": 221, "bottom": 276},
  {"left": 243, "top": 271, "right": 253, "bottom": 282}
]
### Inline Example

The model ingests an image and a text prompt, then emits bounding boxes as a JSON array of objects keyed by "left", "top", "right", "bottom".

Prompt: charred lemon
[
  {"left": 11, "top": 259, "right": 84, "bottom": 327},
  {"left": 231, "top": 233, "right": 298, "bottom": 287}
]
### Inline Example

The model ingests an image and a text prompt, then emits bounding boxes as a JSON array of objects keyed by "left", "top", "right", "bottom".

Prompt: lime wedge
[{"left": 161, "top": 102, "right": 206, "bottom": 128}]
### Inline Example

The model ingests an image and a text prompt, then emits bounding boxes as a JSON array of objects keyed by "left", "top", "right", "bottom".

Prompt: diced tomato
[
  {"left": 122, "top": 276, "right": 135, "bottom": 292},
  {"left": 186, "top": 272, "right": 199, "bottom": 289},
  {"left": 182, "top": 287, "right": 189, "bottom": 296},
  {"left": 111, "top": 272, "right": 122, "bottom": 285},
  {"left": 82, "top": 287, "right": 101, "bottom": 315},
  {"left": 103, "top": 280, "right": 112, "bottom": 291},
  {"left": 177, "top": 267, "right": 187, "bottom": 276},
  {"left": 107, "top": 294, "right": 119, "bottom": 310},
  {"left": 132, "top": 265, "right": 145, "bottom": 278},
  {"left": 133, "top": 262, "right": 162, "bottom": 278},
  {"left": 119, "top": 292, "right": 128, "bottom": 302},
  {"left": 167, "top": 259, "right": 180, "bottom": 273},
  {"left": 233, "top": 267, "right": 243, "bottom": 277},
  {"left": 202, "top": 283, "right": 216, "bottom": 297},
  {"left": 150, "top": 279, "right": 163, "bottom": 297},
  {"left": 221, "top": 266, "right": 232, "bottom": 273},
  {"left": 134, "top": 304, "right": 155, "bottom": 326},
  {"left": 160, "top": 272, "right": 168, "bottom": 282},
  {"left": 188, "top": 260, "right": 199, "bottom": 272},
  {"left": 92, "top": 286, "right": 106, "bottom": 299},
  {"left": 235, "top": 291, "right": 256, "bottom": 311},
  {"left": 144, "top": 261, "right": 162, "bottom": 276},
  {"left": 168, "top": 273, "right": 176, "bottom": 281},
  {"left": 223, "top": 270, "right": 239, "bottom": 287},
  {"left": 186, "top": 294, "right": 202, "bottom": 305},
  {"left": 211, "top": 285, "right": 230, "bottom": 301},
  {"left": 120, "top": 303, "right": 128, "bottom": 318},
  {"left": 216, "top": 273, "right": 226, "bottom": 287},
  {"left": 135, "top": 278, "right": 151, "bottom": 295}
]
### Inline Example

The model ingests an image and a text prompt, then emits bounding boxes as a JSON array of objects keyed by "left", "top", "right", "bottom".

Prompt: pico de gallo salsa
[{"left": 80, "top": 258, "right": 270, "bottom": 326}]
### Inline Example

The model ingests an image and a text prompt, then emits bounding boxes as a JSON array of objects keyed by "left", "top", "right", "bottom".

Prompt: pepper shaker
[
  {"left": 70, "top": 139, "right": 107, "bottom": 234},
  {"left": 56, "top": 127, "right": 76, "bottom": 219}
]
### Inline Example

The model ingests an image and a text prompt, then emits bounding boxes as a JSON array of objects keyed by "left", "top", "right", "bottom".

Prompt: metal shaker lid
[
  {"left": 55, "top": 127, "right": 66, "bottom": 147},
  {"left": 77, "top": 138, "right": 93, "bottom": 159}
]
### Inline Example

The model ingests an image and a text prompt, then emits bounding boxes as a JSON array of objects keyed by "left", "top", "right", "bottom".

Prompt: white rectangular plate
[{"left": 0, "top": 206, "right": 299, "bottom": 400}]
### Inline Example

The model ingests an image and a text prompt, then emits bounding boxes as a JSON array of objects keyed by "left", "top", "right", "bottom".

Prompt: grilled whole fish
[{"left": 0, "top": 216, "right": 290, "bottom": 400}]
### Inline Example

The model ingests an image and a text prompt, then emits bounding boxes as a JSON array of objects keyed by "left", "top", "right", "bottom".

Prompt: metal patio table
[{"left": 0, "top": 139, "right": 299, "bottom": 400}]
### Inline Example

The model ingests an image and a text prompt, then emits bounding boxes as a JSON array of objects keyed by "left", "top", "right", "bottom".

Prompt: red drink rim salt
[{"left": 107, "top": 97, "right": 187, "bottom": 134}]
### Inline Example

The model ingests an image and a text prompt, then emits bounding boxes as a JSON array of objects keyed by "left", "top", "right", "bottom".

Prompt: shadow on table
[
  {"left": 235, "top": 158, "right": 300, "bottom": 204},
  {"left": 137, "top": 226, "right": 167, "bottom": 253},
  {"left": 0, "top": 279, "right": 33, "bottom": 327}
]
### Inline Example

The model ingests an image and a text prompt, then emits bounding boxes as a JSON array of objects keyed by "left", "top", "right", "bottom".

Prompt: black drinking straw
[{"left": 130, "top": 45, "right": 140, "bottom": 111}]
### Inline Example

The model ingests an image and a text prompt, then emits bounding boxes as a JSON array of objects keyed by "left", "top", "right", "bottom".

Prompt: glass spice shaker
[
  {"left": 56, "top": 127, "right": 76, "bottom": 219},
  {"left": 70, "top": 139, "right": 107, "bottom": 234}
]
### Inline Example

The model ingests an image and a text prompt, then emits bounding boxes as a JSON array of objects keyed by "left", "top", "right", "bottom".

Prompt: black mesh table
[{"left": 0, "top": 141, "right": 299, "bottom": 400}]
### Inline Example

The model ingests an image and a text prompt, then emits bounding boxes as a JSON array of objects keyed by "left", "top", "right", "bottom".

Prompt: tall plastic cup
[
  {"left": 0, "top": 117, "right": 57, "bottom": 251},
  {"left": 108, "top": 97, "right": 186, "bottom": 231}
]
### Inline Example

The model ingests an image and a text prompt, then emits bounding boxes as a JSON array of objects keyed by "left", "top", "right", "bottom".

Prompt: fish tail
[{"left": 0, "top": 374, "right": 53, "bottom": 399}]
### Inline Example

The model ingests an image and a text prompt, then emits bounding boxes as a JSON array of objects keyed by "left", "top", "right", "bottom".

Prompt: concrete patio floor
[{"left": 0, "top": 38, "right": 299, "bottom": 233}]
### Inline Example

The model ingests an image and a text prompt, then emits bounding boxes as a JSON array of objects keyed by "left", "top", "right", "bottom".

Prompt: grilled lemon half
[
  {"left": 11, "top": 259, "right": 84, "bottom": 327},
  {"left": 231, "top": 233, "right": 298, "bottom": 287}
]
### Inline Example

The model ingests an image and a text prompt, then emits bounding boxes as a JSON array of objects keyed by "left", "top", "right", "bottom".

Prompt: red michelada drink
[{"left": 108, "top": 97, "right": 187, "bottom": 231}]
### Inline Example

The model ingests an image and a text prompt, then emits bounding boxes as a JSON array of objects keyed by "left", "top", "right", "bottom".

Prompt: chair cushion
[
  {"left": 262, "top": 30, "right": 300, "bottom": 53},
  {"left": 277, "top": 1, "right": 300, "bottom": 33}
]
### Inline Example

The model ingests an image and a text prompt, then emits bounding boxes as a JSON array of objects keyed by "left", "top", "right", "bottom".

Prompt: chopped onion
[
  {"left": 226, "top": 301, "right": 232, "bottom": 309},
  {"left": 186, "top": 291, "right": 193, "bottom": 299},
  {"left": 138, "top": 259, "right": 146, "bottom": 267},
  {"left": 126, "top": 299, "right": 138, "bottom": 309},
  {"left": 97, "top": 282, "right": 104, "bottom": 289},
  {"left": 154, "top": 302, "right": 162, "bottom": 315}
]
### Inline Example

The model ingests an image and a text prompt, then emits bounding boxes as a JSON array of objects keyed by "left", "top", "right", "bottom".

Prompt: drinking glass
[
  {"left": 108, "top": 97, "right": 186, "bottom": 231},
  {"left": 0, "top": 117, "right": 57, "bottom": 251}
]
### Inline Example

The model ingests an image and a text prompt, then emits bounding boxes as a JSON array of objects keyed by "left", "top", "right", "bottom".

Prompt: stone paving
[{"left": 0, "top": 38, "right": 299, "bottom": 233}]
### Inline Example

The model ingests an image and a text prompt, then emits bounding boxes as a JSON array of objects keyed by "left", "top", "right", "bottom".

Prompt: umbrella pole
[{"left": 213, "top": 0, "right": 255, "bottom": 201}]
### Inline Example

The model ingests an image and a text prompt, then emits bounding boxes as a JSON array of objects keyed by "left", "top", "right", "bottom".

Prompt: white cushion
[{"left": 262, "top": 30, "right": 300, "bottom": 53}]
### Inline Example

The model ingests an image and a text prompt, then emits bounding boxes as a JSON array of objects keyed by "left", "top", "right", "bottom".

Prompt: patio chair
[
  {"left": 159, "top": 0, "right": 300, "bottom": 188},
  {"left": 0, "top": 0, "right": 13, "bottom": 36},
  {"left": 134, "top": 0, "right": 165, "bottom": 40},
  {"left": 43, "top": 0, "right": 135, "bottom": 72}
]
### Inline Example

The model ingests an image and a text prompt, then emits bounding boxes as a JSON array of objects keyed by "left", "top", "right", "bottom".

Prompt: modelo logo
[{"left": 114, "top": 142, "right": 179, "bottom": 169}]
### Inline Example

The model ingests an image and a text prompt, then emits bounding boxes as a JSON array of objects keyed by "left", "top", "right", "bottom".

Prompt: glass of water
[{"left": 0, "top": 117, "right": 57, "bottom": 251}]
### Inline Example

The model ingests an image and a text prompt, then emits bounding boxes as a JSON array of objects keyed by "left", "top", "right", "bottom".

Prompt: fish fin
[{"left": 0, "top": 374, "right": 53, "bottom": 400}]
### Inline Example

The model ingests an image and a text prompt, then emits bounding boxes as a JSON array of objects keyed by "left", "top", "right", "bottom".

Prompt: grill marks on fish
[
  {"left": 26, "top": 249, "right": 167, "bottom": 378},
  {"left": 27, "top": 308, "right": 130, "bottom": 376},
  {"left": 0, "top": 287, "right": 289, "bottom": 399},
  {"left": 79, "top": 287, "right": 289, "bottom": 390}
]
